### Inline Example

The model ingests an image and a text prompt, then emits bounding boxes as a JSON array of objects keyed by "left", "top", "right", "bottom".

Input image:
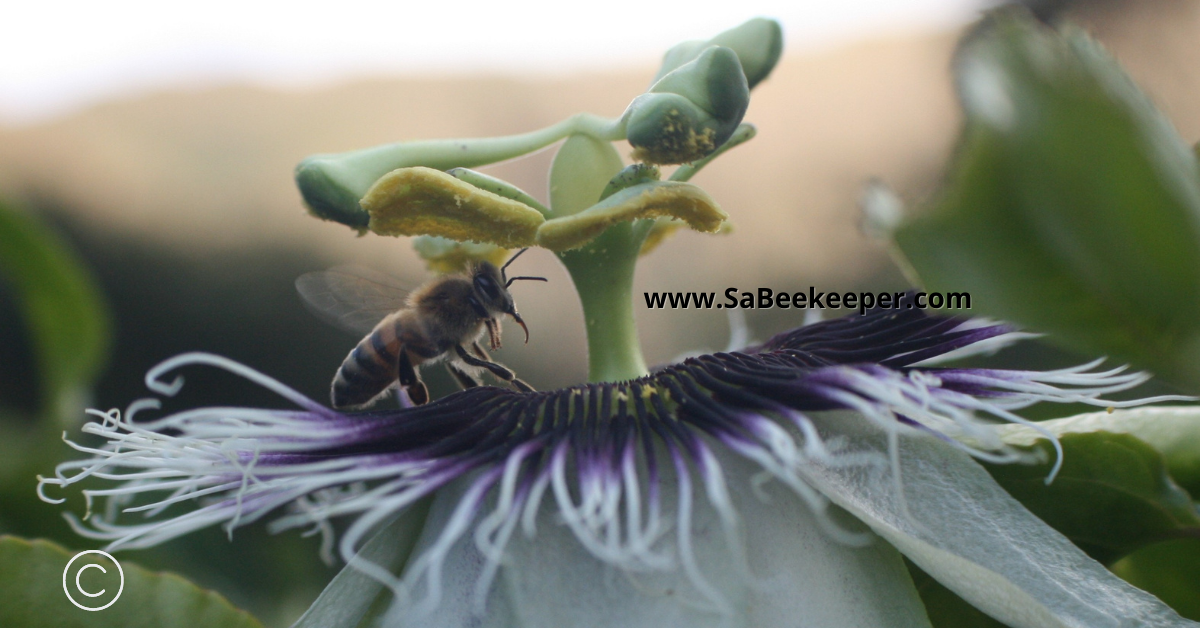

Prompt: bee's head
[
  {"left": 471, "top": 249, "right": 546, "bottom": 343},
  {"left": 471, "top": 261, "right": 513, "bottom": 314}
]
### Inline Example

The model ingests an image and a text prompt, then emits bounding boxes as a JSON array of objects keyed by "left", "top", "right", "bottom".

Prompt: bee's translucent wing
[{"left": 295, "top": 265, "right": 411, "bottom": 335}]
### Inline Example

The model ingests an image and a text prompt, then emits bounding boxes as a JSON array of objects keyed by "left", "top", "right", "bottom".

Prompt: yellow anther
[
  {"left": 639, "top": 219, "right": 684, "bottom": 256},
  {"left": 412, "top": 236, "right": 510, "bottom": 274},
  {"left": 363, "top": 167, "right": 544, "bottom": 247},
  {"left": 536, "top": 182, "right": 727, "bottom": 252},
  {"left": 639, "top": 216, "right": 734, "bottom": 256}
]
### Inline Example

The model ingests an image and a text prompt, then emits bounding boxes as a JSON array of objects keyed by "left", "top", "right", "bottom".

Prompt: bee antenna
[
  {"left": 500, "top": 247, "right": 531, "bottom": 280},
  {"left": 505, "top": 275, "right": 548, "bottom": 288}
]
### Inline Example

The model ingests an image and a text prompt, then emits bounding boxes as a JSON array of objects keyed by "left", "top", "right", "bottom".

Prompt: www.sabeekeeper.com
[{"left": 643, "top": 288, "right": 971, "bottom": 315}]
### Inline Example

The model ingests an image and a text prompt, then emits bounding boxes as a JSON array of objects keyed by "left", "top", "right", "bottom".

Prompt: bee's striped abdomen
[{"left": 331, "top": 321, "right": 400, "bottom": 409}]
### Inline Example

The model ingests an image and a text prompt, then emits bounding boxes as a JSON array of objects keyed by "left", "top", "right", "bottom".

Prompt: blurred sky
[{"left": 2, "top": 0, "right": 993, "bottom": 124}]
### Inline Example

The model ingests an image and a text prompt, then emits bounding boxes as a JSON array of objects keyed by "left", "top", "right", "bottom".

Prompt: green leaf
[
  {"left": 995, "top": 406, "right": 1200, "bottom": 502},
  {"left": 892, "top": 11, "right": 1200, "bottom": 391},
  {"left": 0, "top": 200, "right": 110, "bottom": 420},
  {"left": 983, "top": 432, "right": 1200, "bottom": 564},
  {"left": 0, "top": 536, "right": 263, "bottom": 628},
  {"left": 1111, "top": 539, "right": 1200, "bottom": 621}
]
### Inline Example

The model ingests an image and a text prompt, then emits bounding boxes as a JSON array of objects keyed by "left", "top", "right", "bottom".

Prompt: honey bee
[{"left": 296, "top": 249, "right": 546, "bottom": 408}]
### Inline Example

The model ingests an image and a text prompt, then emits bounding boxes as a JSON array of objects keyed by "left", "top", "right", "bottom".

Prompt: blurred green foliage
[
  {"left": 895, "top": 11, "right": 1200, "bottom": 624},
  {"left": 1112, "top": 538, "right": 1200, "bottom": 621},
  {"left": 0, "top": 200, "right": 304, "bottom": 626},
  {"left": 0, "top": 198, "right": 114, "bottom": 563},
  {"left": 894, "top": 10, "right": 1200, "bottom": 393},
  {"left": 0, "top": 199, "right": 109, "bottom": 420},
  {"left": 0, "top": 204, "right": 352, "bottom": 626}
]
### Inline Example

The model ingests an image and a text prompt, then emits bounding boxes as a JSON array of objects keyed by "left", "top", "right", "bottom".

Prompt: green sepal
[
  {"left": 655, "top": 17, "right": 783, "bottom": 90},
  {"left": 892, "top": 11, "right": 1200, "bottom": 391},
  {"left": 982, "top": 432, "right": 1200, "bottom": 565}
]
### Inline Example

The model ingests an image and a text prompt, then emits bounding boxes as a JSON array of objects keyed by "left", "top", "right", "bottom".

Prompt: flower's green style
[{"left": 38, "top": 13, "right": 1200, "bottom": 628}]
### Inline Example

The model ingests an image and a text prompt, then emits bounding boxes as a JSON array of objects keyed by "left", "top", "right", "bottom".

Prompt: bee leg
[
  {"left": 446, "top": 362, "right": 481, "bottom": 389},
  {"left": 454, "top": 345, "right": 535, "bottom": 393},
  {"left": 407, "top": 381, "right": 430, "bottom": 405},
  {"left": 455, "top": 344, "right": 512, "bottom": 379},
  {"left": 468, "top": 342, "right": 533, "bottom": 391},
  {"left": 397, "top": 350, "right": 429, "bottom": 405}
]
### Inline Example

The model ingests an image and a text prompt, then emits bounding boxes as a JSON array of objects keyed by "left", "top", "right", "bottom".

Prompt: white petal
[
  {"left": 995, "top": 406, "right": 1200, "bottom": 465},
  {"left": 383, "top": 477, "right": 519, "bottom": 628},
  {"left": 292, "top": 507, "right": 428, "bottom": 628},
  {"left": 383, "top": 452, "right": 931, "bottom": 628},
  {"left": 801, "top": 411, "right": 1198, "bottom": 628}
]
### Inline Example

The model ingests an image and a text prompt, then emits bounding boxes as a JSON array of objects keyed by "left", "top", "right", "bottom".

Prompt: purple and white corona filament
[{"left": 38, "top": 306, "right": 1194, "bottom": 626}]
